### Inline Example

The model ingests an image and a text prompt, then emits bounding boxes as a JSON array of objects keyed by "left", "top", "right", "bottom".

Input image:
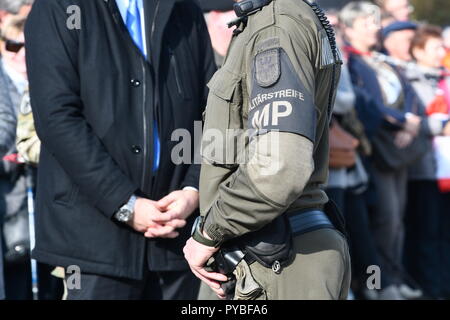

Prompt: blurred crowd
[
  {"left": 0, "top": 0, "right": 450, "bottom": 300},
  {"left": 324, "top": 0, "right": 450, "bottom": 300}
]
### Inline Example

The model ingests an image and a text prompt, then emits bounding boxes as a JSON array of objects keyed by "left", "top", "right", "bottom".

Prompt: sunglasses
[{"left": 3, "top": 38, "right": 25, "bottom": 53}]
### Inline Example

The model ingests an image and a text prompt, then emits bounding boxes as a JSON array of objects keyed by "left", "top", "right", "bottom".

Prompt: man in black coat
[{"left": 25, "top": 0, "right": 216, "bottom": 300}]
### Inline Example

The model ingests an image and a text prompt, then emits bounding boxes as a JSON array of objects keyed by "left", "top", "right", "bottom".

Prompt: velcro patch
[{"left": 255, "top": 48, "right": 281, "bottom": 88}]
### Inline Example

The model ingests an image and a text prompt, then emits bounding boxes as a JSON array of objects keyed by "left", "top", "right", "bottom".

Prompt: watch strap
[
  {"left": 192, "top": 217, "right": 220, "bottom": 247},
  {"left": 193, "top": 228, "right": 220, "bottom": 247}
]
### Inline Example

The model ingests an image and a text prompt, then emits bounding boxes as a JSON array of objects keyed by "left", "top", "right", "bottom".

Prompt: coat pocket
[{"left": 201, "top": 68, "right": 245, "bottom": 168}]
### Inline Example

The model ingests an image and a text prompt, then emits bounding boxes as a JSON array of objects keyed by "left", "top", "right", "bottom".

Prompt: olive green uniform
[{"left": 199, "top": 0, "right": 350, "bottom": 300}]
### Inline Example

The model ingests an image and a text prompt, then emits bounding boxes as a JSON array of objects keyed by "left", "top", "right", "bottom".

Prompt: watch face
[{"left": 119, "top": 209, "right": 132, "bottom": 222}]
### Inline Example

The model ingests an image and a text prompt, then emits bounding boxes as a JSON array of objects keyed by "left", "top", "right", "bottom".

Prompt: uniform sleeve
[
  {"left": 203, "top": 27, "right": 317, "bottom": 243},
  {"left": 25, "top": 0, "right": 136, "bottom": 217}
]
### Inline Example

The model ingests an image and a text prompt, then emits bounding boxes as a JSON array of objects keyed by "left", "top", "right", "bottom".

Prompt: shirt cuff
[{"left": 183, "top": 186, "right": 199, "bottom": 192}]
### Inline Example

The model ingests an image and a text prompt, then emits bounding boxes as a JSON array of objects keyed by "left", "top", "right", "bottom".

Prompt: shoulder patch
[{"left": 255, "top": 48, "right": 281, "bottom": 88}]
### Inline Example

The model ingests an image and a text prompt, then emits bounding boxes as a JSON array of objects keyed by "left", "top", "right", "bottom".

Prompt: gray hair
[
  {"left": 339, "top": 1, "right": 380, "bottom": 28},
  {"left": 0, "top": 0, "right": 33, "bottom": 14}
]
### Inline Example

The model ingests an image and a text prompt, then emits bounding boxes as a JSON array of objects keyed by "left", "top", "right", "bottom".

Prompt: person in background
[
  {"left": 0, "top": 0, "right": 31, "bottom": 156},
  {"left": 442, "top": 27, "right": 450, "bottom": 71},
  {"left": 204, "top": 9, "right": 236, "bottom": 67},
  {"left": 374, "top": 0, "right": 413, "bottom": 23},
  {"left": 379, "top": 11, "right": 395, "bottom": 29},
  {"left": 0, "top": 0, "right": 33, "bottom": 302},
  {"left": 0, "top": 0, "right": 31, "bottom": 22},
  {"left": 340, "top": 1, "right": 423, "bottom": 300},
  {"left": 199, "top": 0, "right": 234, "bottom": 67},
  {"left": 1, "top": 11, "right": 62, "bottom": 300},
  {"left": 405, "top": 25, "right": 450, "bottom": 299},
  {"left": 382, "top": 21, "right": 442, "bottom": 298},
  {"left": 382, "top": 21, "right": 417, "bottom": 62},
  {"left": 325, "top": 13, "right": 381, "bottom": 300},
  {"left": 0, "top": 13, "right": 30, "bottom": 301}
]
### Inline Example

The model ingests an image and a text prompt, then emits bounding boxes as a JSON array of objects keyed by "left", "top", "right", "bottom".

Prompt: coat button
[
  {"left": 131, "top": 145, "right": 142, "bottom": 154},
  {"left": 130, "top": 79, "right": 141, "bottom": 87}
]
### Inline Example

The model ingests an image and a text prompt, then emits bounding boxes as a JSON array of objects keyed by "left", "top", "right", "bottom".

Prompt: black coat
[{"left": 25, "top": 0, "right": 216, "bottom": 279}]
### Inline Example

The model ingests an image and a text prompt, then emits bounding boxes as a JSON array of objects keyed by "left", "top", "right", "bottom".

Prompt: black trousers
[
  {"left": 440, "top": 192, "right": 450, "bottom": 299},
  {"left": 404, "top": 181, "right": 450, "bottom": 298},
  {"left": 0, "top": 236, "right": 4, "bottom": 300},
  {"left": 3, "top": 261, "right": 63, "bottom": 300},
  {"left": 66, "top": 269, "right": 200, "bottom": 300}
]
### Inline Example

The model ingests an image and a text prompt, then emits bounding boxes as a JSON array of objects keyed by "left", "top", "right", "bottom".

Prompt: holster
[
  {"left": 209, "top": 215, "right": 294, "bottom": 275},
  {"left": 208, "top": 215, "right": 294, "bottom": 300},
  {"left": 239, "top": 214, "right": 294, "bottom": 270}
]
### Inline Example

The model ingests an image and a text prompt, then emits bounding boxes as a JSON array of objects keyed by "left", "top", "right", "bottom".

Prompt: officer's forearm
[{"left": 203, "top": 132, "right": 314, "bottom": 243}]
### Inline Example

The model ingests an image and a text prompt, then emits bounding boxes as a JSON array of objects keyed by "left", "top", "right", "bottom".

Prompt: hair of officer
[
  {"left": 409, "top": 24, "right": 443, "bottom": 59},
  {"left": 1, "top": 14, "right": 25, "bottom": 39},
  {"left": 0, "top": 0, "right": 33, "bottom": 14},
  {"left": 339, "top": 1, "right": 381, "bottom": 28}
]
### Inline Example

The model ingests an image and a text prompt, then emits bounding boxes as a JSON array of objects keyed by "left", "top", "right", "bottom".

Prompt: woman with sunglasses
[
  {"left": 0, "top": 15, "right": 31, "bottom": 300},
  {"left": 0, "top": 15, "right": 26, "bottom": 158},
  {"left": 0, "top": 15, "right": 27, "bottom": 92}
]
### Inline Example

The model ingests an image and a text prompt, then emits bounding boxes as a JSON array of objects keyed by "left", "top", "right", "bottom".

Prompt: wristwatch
[
  {"left": 114, "top": 195, "right": 137, "bottom": 223},
  {"left": 191, "top": 216, "right": 220, "bottom": 247}
]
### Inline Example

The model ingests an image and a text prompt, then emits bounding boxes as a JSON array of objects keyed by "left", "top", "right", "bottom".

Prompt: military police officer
[{"left": 184, "top": 0, "right": 351, "bottom": 300}]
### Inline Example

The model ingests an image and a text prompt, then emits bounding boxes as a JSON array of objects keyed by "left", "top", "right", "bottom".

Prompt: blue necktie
[
  {"left": 126, "top": 0, "right": 144, "bottom": 56},
  {"left": 126, "top": 0, "right": 160, "bottom": 172}
]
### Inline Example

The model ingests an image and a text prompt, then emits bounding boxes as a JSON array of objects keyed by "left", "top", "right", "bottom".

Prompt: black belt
[
  {"left": 212, "top": 210, "right": 335, "bottom": 275},
  {"left": 289, "top": 210, "right": 335, "bottom": 237}
]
